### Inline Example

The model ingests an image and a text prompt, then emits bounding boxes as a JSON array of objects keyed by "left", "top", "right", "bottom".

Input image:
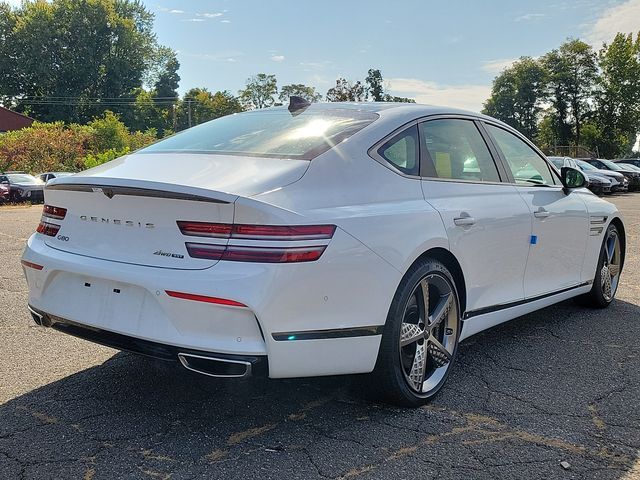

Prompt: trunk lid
[{"left": 42, "top": 153, "right": 309, "bottom": 269}]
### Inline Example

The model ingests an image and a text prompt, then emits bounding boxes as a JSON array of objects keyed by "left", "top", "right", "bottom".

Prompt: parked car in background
[
  {"left": 38, "top": 172, "right": 74, "bottom": 183},
  {"left": 574, "top": 159, "right": 627, "bottom": 193},
  {"left": 548, "top": 157, "right": 612, "bottom": 195},
  {"left": 582, "top": 159, "right": 640, "bottom": 191},
  {"left": 614, "top": 158, "right": 640, "bottom": 169},
  {"left": 0, "top": 173, "right": 45, "bottom": 203},
  {"left": 22, "top": 102, "right": 626, "bottom": 406}
]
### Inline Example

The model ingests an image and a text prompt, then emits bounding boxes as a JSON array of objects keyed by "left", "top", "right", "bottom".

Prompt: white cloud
[
  {"left": 586, "top": 0, "right": 640, "bottom": 46},
  {"left": 197, "top": 12, "right": 223, "bottom": 18},
  {"left": 3, "top": 0, "right": 23, "bottom": 6},
  {"left": 270, "top": 55, "right": 285, "bottom": 62},
  {"left": 157, "top": 6, "right": 183, "bottom": 14},
  {"left": 181, "top": 51, "right": 242, "bottom": 62},
  {"left": 386, "top": 78, "right": 491, "bottom": 111},
  {"left": 515, "top": 13, "right": 546, "bottom": 22},
  {"left": 221, "top": 20, "right": 231, "bottom": 23},
  {"left": 481, "top": 58, "right": 517, "bottom": 74}
]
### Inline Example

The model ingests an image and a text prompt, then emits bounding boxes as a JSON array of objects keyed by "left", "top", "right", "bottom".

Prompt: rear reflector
[
  {"left": 42, "top": 204, "right": 67, "bottom": 220},
  {"left": 185, "top": 242, "right": 326, "bottom": 263},
  {"left": 177, "top": 221, "right": 336, "bottom": 241},
  {"left": 36, "top": 221, "right": 61, "bottom": 237},
  {"left": 21, "top": 260, "right": 44, "bottom": 270},
  {"left": 165, "top": 290, "right": 247, "bottom": 307}
]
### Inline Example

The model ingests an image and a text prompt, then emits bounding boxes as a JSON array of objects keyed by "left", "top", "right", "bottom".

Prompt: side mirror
[{"left": 561, "top": 166, "right": 587, "bottom": 191}]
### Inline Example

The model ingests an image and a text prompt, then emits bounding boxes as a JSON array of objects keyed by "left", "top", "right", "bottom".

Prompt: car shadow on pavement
[{"left": 1, "top": 299, "right": 639, "bottom": 479}]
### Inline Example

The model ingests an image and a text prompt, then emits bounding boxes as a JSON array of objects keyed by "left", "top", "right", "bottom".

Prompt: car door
[
  {"left": 418, "top": 117, "right": 533, "bottom": 313},
  {"left": 483, "top": 123, "right": 589, "bottom": 298}
]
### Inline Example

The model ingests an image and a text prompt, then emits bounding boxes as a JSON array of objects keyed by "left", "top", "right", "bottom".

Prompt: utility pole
[
  {"left": 187, "top": 99, "right": 192, "bottom": 128},
  {"left": 172, "top": 103, "right": 177, "bottom": 132}
]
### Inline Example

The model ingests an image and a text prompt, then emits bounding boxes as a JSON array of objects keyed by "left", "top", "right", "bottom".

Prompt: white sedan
[{"left": 21, "top": 100, "right": 625, "bottom": 406}]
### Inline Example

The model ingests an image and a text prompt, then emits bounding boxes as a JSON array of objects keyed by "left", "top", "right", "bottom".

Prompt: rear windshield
[{"left": 139, "top": 107, "right": 378, "bottom": 160}]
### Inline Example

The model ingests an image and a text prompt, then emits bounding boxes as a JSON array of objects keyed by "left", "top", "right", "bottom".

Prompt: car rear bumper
[
  {"left": 22, "top": 230, "right": 399, "bottom": 378},
  {"left": 28, "top": 305, "right": 267, "bottom": 377}
]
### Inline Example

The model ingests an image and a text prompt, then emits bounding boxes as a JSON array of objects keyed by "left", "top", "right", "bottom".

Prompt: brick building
[{"left": 0, "top": 106, "right": 34, "bottom": 133}]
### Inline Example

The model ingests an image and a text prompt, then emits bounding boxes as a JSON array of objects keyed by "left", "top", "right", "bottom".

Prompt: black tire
[
  {"left": 370, "top": 258, "right": 461, "bottom": 407},
  {"left": 579, "top": 223, "right": 623, "bottom": 308}
]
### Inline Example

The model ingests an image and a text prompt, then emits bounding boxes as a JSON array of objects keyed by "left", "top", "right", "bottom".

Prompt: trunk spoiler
[{"left": 45, "top": 179, "right": 235, "bottom": 204}]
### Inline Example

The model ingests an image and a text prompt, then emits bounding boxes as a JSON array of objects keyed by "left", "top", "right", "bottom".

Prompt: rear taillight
[
  {"left": 186, "top": 243, "right": 327, "bottom": 263},
  {"left": 178, "top": 222, "right": 336, "bottom": 263},
  {"left": 177, "top": 222, "right": 335, "bottom": 241},
  {"left": 36, "top": 222, "right": 60, "bottom": 237},
  {"left": 42, "top": 204, "right": 67, "bottom": 220},
  {"left": 176, "top": 222, "right": 232, "bottom": 238},
  {"left": 37, "top": 204, "right": 66, "bottom": 236}
]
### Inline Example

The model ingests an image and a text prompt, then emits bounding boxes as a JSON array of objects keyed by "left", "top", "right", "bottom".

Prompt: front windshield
[
  {"left": 7, "top": 174, "right": 42, "bottom": 184},
  {"left": 600, "top": 159, "right": 625, "bottom": 171},
  {"left": 140, "top": 106, "right": 378, "bottom": 160},
  {"left": 549, "top": 158, "right": 564, "bottom": 169},
  {"left": 576, "top": 159, "right": 596, "bottom": 171}
]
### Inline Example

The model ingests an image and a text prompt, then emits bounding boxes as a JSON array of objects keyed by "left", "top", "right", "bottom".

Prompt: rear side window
[
  {"left": 139, "top": 107, "right": 378, "bottom": 160},
  {"left": 419, "top": 119, "right": 500, "bottom": 182},
  {"left": 486, "top": 124, "right": 557, "bottom": 186},
  {"left": 377, "top": 125, "right": 419, "bottom": 176}
]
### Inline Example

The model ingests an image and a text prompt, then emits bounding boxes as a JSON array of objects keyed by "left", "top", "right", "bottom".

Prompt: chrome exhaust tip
[
  {"left": 177, "top": 353, "right": 252, "bottom": 378},
  {"left": 28, "top": 305, "right": 43, "bottom": 326}
]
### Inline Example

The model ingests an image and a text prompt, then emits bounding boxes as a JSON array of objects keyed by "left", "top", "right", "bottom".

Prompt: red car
[{"left": 0, "top": 183, "right": 9, "bottom": 202}]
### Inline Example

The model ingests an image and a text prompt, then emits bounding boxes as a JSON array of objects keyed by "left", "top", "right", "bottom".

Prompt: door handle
[
  {"left": 454, "top": 213, "right": 476, "bottom": 226},
  {"left": 534, "top": 208, "right": 550, "bottom": 219}
]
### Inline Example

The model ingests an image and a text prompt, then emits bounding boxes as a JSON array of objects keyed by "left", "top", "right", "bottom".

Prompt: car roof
[{"left": 267, "top": 102, "right": 490, "bottom": 120}]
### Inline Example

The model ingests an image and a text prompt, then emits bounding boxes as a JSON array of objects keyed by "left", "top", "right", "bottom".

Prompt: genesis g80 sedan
[{"left": 22, "top": 100, "right": 625, "bottom": 406}]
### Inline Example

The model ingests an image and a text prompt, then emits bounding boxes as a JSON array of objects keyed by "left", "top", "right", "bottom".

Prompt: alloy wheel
[
  {"left": 601, "top": 228, "right": 621, "bottom": 301},
  {"left": 399, "top": 273, "right": 458, "bottom": 394}
]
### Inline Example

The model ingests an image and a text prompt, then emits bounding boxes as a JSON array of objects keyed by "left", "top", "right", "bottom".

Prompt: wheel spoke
[
  {"left": 427, "top": 335, "right": 452, "bottom": 368},
  {"left": 408, "top": 341, "right": 427, "bottom": 391},
  {"left": 606, "top": 238, "right": 615, "bottom": 263},
  {"left": 609, "top": 263, "right": 620, "bottom": 278},
  {"left": 419, "top": 278, "right": 430, "bottom": 322},
  {"left": 602, "top": 267, "right": 612, "bottom": 299},
  {"left": 400, "top": 323, "right": 424, "bottom": 347},
  {"left": 429, "top": 293, "right": 452, "bottom": 328}
]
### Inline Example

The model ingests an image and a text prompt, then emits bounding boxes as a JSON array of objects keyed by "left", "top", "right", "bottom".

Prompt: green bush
[
  {"left": 0, "top": 121, "right": 90, "bottom": 173},
  {"left": 0, "top": 111, "right": 157, "bottom": 173},
  {"left": 84, "top": 148, "right": 131, "bottom": 169}
]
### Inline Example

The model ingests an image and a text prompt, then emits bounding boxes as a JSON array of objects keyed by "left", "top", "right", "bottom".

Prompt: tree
[
  {"left": 0, "top": 0, "right": 172, "bottom": 124},
  {"left": 482, "top": 57, "right": 547, "bottom": 139},
  {"left": 365, "top": 69, "right": 385, "bottom": 101},
  {"left": 153, "top": 48, "right": 181, "bottom": 101},
  {"left": 595, "top": 33, "right": 640, "bottom": 157},
  {"left": 177, "top": 89, "right": 243, "bottom": 130},
  {"left": 542, "top": 39, "right": 598, "bottom": 146},
  {"left": 238, "top": 74, "right": 277, "bottom": 109},
  {"left": 382, "top": 95, "right": 415, "bottom": 103},
  {"left": 326, "top": 78, "right": 365, "bottom": 102},
  {"left": 278, "top": 84, "right": 321, "bottom": 103}
]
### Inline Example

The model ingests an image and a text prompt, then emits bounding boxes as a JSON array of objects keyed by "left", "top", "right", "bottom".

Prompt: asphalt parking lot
[{"left": 1, "top": 198, "right": 639, "bottom": 480}]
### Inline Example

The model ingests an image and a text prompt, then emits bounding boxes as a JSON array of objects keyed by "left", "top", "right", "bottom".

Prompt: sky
[{"left": 5, "top": 0, "right": 640, "bottom": 111}]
